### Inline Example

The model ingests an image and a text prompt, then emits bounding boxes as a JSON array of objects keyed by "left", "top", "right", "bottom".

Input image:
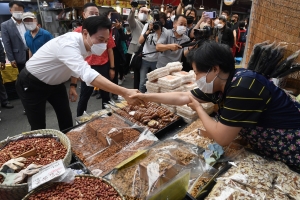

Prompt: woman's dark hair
[
  {"left": 221, "top": 10, "right": 229, "bottom": 16},
  {"left": 159, "top": 12, "right": 167, "bottom": 22},
  {"left": 184, "top": 8, "right": 197, "bottom": 17},
  {"left": 82, "top": 15, "right": 111, "bottom": 36},
  {"left": 239, "top": 21, "right": 246, "bottom": 28},
  {"left": 219, "top": 16, "right": 227, "bottom": 23},
  {"left": 174, "top": 15, "right": 186, "bottom": 22},
  {"left": 9, "top": 1, "right": 24, "bottom": 9},
  {"left": 187, "top": 41, "right": 235, "bottom": 73}
]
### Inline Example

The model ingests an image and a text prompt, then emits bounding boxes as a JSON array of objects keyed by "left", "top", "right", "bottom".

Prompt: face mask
[
  {"left": 171, "top": 15, "right": 175, "bottom": 22},
  {"left": 138, "top": 13, "right": 147, "bottom": 22},
  {"left": 217, "top": 24, "right": 224, "bottom": 29},
  {"left": 214, "top": 19, "right": 219, "bottom": 26},
  {"left": 176, "top": 26, "right": 186, "bottom": 35},
  {"left": 88, "top": 35, "right": 107, "bottom": 56},
  {"left": 245, "top": 23, "right": 247, "bottom": 26},
  {"left": 221, "top": 15, "right": 227, "bottom": 19},
  {"left": 12, "top": 11, "right": 23, "bottom": 20},
  {"left": 24, "top": 22, "right": 37, "bottom": 31},
  {"left": 231, "top": 19, "right": 235, "bottom": 22},
  {"left": 125, "top": 27, "right": 131, "bottom": 32},
  {"left": 196, "top": 70, "right": 217, "bottom": 94},
  {"left": 87, "top": 15, "right": 97, "bottom": 18}
]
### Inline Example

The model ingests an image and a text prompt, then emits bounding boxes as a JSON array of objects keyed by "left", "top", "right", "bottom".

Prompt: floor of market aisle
[{"left": 0, "top": 76, "right": 134, "bottom": 141}]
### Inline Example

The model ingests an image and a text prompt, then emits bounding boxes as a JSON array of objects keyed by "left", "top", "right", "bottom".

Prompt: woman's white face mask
[
  {"left": 196, "top": 69, "right": 217, "bottom": 94},
  {"left": 138, "top": 13, "right": 148, "bottom": 21}
]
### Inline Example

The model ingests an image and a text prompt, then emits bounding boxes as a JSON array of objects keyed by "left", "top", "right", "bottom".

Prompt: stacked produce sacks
[{"left": 146, "top": 62, "right": 214, "bottom": 122}]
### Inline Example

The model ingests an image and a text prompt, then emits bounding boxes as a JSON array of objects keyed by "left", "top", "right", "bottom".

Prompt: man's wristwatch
[
  {"left": 70, "top": 83, "right": 77, "bottom": 88},
  {"left": 110, "top": 66, "right": 115, "bottom": 70}
]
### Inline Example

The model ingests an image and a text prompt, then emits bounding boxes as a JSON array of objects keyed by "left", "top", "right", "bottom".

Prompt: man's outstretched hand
[{"left": 123, "top": 89, "right": 145, "bottom": 106}]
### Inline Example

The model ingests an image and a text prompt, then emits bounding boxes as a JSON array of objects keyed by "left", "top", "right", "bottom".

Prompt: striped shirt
[{"left": 192, "top": 69, "right": 300, "bottom": 129}]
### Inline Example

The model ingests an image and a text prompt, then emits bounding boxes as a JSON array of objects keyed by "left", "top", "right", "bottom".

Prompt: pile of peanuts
[
  {"left": 0, "top": 138, "right": 66, "bottom": 170},
  {"left": 28, "top": 176, "right": 122, "bottom": 200}
]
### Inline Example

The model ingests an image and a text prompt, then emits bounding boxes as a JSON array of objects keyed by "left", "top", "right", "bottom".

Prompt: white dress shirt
[
  {"left": 11, "top": 17, "right": 27, "bottom": 48},
  {"left": 26, "top": 32, "right": 99, "bottom": 86}
]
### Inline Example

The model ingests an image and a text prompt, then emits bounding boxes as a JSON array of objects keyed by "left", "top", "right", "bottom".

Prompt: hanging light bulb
[
  {"left": 116, "top": 0, "right": 121, "bottom": 13},
  {"left": 199, "top": 0, "right": 204, "bottom": 9},
  {"left": 160, "top": 4, "right": 164, "bottom": 12},
  {"left": 42, "top": 1, "right": 48, "bottom": 7}
]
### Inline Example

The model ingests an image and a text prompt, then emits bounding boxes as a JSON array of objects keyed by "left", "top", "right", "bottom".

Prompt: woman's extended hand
[{"left": 187, "top": 95, "right": 202, "bottom": 111}]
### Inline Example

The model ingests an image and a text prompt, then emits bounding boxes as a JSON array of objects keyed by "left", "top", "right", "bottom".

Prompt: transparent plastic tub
[
  {"left": 147, "top": 67, "right": 170, "bottom": 82},
  {"left": 158, "top": 75, "right": 182, "bottom": 90},
  {"left": 171, "top": 71, "right": 195, "bottom": 84},
  {"left": 166, "top": 62, "right": 183, "bottom": 73},
  {"left": 176, "top": 105, "right": 197, "bottom": 117},
  {"left": 146, "top": 84, "right": 160, "bottom": 93},
  {"left": 160, "top": 86, "right": 185, "bottom": 93},
  {"left": 183, "top": 82, "right": 197, "bottom": 92}
]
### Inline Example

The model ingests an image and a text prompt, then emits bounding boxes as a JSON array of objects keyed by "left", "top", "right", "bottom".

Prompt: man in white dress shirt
[{"left": 15, "top": 16, "right": 142, "bottom": 131}]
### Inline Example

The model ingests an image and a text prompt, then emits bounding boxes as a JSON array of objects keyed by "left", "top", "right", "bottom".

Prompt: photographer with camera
[
  {"left": 128, "top": 2, "right": 150, "bottom": 88},
  {"left": 156, "top": 15, "right": 190, "bottom": 68},
  {"left": 127, "top": 3, "right": 149, "bottom": 55},
  {"left": 138, "top": 17, "right": 166, "bottom": 93},
  {"left": 190, "top": 11, "right": 210, "bottom": 39}
]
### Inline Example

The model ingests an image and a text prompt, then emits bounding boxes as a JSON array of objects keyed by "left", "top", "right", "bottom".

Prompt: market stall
[
  {"left": 1, "top": 0, "right": 300, "bottom": 198},
  {"left": 1, "top": 61, "right": 299, "bottom": 200}
]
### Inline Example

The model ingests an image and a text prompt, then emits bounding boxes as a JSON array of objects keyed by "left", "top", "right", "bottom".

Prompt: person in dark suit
[
  {"left": 1, "top": 1, "right": 28, "bottom": 73},
  {"left": 216, "top": 16, "right": 234, "bottom": 51},
  {"left": 0, "top": 41, "right": 14, "bottom": 109}
]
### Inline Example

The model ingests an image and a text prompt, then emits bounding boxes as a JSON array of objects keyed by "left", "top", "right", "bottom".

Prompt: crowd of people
[
  {"left": 0, "top": 1, "right": 249, "bottom": 123},
  {"left": 0, "top": 0, "right": 300, "bottom": 171}
]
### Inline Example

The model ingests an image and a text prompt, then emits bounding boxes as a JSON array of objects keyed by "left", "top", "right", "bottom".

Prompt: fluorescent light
[{"left": 42, "top": 1, "right": 48, "bottom": 7}]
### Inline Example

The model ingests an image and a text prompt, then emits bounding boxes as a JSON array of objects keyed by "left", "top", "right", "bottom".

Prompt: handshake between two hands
[
  {"left": 123, "top": 89, "right": 147, "bottom": 106},
  {"left": 123, "top": 89, "right": 203, "bottom": 112}
]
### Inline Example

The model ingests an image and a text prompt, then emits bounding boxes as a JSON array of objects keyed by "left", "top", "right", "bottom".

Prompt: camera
[
  {"left": 182, "top": 0, "right": 195, "bottom": 7},
  {"left": 153, "top": 21, "right": 161, "bottom": 31},
  {"left": 131, "top": 0, "right": 147, "bottom": 7},
  {"left": 151, "top": 9, "right": 161, "bottom": 31},
  {"left": 194, "top": 26, "right": 212, "bottom": 40}
]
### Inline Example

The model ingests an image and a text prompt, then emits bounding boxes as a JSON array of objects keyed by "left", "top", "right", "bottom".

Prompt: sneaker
[{"left": 1, "top": 102, "right": 14, "bottom": 109}]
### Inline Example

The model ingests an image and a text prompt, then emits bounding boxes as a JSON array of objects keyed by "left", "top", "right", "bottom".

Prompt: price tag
[{"left": 31, "top": 160, "right": 65, "bottom": 190}]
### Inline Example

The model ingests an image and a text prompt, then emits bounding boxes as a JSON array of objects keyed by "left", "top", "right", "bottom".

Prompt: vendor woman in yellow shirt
[{"left": 130, "top": 41, "right": 300, "bottom": 170}]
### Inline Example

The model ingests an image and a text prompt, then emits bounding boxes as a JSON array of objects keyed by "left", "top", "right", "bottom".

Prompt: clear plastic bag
[
  {"left": 218, "top": 161, "right": 275, "bottom": 191},
  {"left": 274, "top": 167, "right": 300, "bottom": 199},
  {"left": 87, "top": 127, "right": 158, "bottom": 177},
  {"left": 106, "top": 139, "right": 203, "bottom": 200},
  {"left": 175, "top": 129, "right": 213, "bottom": 149},
  {"left": 189, "top": 163, "right": 218, "bottom": 198},
  {"left": 147, "top": 169, "right": 190, "bottom": 200},
  {"left": 205, "top": 180, "right": 259, "bottom": 200}
]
